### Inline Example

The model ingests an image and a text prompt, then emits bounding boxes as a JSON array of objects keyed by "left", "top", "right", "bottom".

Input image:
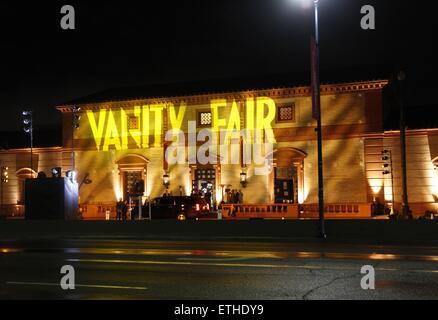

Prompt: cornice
[{"left": 56, "top": 80, "right": 388, "bottom": 113}]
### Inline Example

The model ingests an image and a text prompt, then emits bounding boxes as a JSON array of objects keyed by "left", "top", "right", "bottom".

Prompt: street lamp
[
  {"left": 397, "top": 71, "right": 412, "bottom": 219},
  {"left": 22, "top": 110, "right": 34, "bottom": 177},
  {"left": 240, "top": 168, "right": 248, "bottom": 188},
  {"left": 163, "top": 172, "right": 170, "bottom": 187},
  {"left": 298, "top": 0, "right": 326, "bottom": 237}
]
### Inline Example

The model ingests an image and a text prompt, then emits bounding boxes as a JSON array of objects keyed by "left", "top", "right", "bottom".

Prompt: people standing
[
  {"left": 205, "top": 190, "right": 212, "bottom": 210},
  {"left": 122, "top": 199, "right": 128, "bottom": 221},
  {"left": 116, "top": 198, "right": 124, "bottom": 220}
]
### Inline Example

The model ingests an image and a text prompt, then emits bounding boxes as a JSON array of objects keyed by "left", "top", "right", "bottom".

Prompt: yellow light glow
[
  {"left": 87, "top": 109, "right": 107, "bottom": 151},
  {"left": 150, "top": 104, "right": 165, "bottom": 148},
  {"left": 256, "top": 97, "right": 276, "bottom": 144},
  {"left": 368, "top": 178, "right": 383, "bottom": 195},
  {"left": 103, "top": 110, "right": 122, "bottom": 151},
  {"left": 112, "top": 168, "right": 122, "bottom": 200},
  {"left": 86, "top": 99, "right": 278, "bottom": 168},
  {"left": 169, "top": 103, "right": 186, "bottom": 132}
]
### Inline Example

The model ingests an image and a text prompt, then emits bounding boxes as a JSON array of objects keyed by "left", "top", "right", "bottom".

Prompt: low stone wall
[
  {"left": 221, "top": 203, "right": 372, "bottom": 220},
  {"left": 300, "top": 203, "right": 372, "bottom": 219},
  {"left": 0, "top": 204, "right": 24, "bottom": 219},
  {"left": 79, "top": 203, "right": 117, "bottom": 220},
  {"left": 221, "top": 204, "right": 299, "bottom": 220}
]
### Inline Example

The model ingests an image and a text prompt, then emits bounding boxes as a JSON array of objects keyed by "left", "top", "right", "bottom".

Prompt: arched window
[
  {"left": 115, "top": 154, "right": 149, "bottom": 201},
  {"left": 269, "top": 148, "right": 307, "bottom": 204}
]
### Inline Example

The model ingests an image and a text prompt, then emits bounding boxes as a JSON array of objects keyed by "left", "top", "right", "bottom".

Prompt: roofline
[
  {"left": 0, "top": 146, "right": 63, "bottom": 154},
  {"left": 56, "top": 79, "right": 388, "bottom": 113}
]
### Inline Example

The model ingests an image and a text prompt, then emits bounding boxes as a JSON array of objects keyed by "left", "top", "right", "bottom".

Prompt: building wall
[
  {"left": 0, "top": 148, "right": 63, "bottom": 217},
  {"left": 4, "top": 81, "right": 406, "bottom": 219},
  {"left": 364, "top": 131, "right": 438, "bottom": 216}
]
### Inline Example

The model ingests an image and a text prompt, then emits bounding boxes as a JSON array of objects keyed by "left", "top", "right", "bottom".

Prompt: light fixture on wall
[
  {"left": 51, "top": 167, "right": 62, "bottom": 178},
  {"left": 1, "top": 166, "right": 9, "bottom": 216},
  {"left": 1, "top": 166, "right": 8, "bottom": 184},
  {"left": 240, "top": 168, "right": 247, "bottom": 188},
  {"left": 163, "top": 172, "right": 170, "bottom": 187}
]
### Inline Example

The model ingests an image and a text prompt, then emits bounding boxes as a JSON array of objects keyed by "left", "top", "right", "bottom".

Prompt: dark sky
[{"left": 0, "top": 0, "right": 436, "bottom": 132}]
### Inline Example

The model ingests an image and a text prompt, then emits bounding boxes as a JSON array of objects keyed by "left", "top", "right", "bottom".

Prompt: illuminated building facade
[{"left": 1, "top": 79, "right": 438, "bottom": 219}]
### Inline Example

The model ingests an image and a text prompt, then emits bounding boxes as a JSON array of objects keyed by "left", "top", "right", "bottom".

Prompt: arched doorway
[
  {"left": 115, "top": 154, "right": 149, "bottom": 201},
  {"left": 269, "top": 148, "right": 306, "bottom": 204},
  {"left": 16, "top": 168, "right": 37, "bottom": 205}
]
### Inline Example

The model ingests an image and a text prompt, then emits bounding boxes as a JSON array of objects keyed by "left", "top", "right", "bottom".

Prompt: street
[{"left": 1, "top": 239, "right": 438, "bottom": 300}]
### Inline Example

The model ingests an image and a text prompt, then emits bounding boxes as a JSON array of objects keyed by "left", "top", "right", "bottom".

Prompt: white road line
[
  {"left": 65, "top": 258, "right": 438, "bottom": 274},
  {"left": 6, "top": 281, "right": 148, "bottom": 291}
]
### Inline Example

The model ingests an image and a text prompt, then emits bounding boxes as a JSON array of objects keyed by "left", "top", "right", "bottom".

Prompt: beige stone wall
[
  {"left": 1, "top": 83, "right": 391, "bottom": 215},
  {"left": 276, "top": 138, "right": 367, "bottom": 204},
  {"left": 364, "top": 132, "right": 438, "bottom": 215},
  {"left": 0, "top": 148, "right": 63, "bottom": 208},
  {"left": 383, "top": 134, "right": 437, "bottom": 204},
  {"left": 0, "top": 153, "right": 18, "bottom": 205}
]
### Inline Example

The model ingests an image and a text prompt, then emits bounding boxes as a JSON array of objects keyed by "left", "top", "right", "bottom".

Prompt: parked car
[
  {"left": 419, "top": 211, "right": 438, "bottom": 220},
  {"left": 131, "top": 196, "right": 210, "bottom": 220}
]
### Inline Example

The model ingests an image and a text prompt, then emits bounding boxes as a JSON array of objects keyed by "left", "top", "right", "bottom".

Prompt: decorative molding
[{"left": 56, "top": 80, "right": 389, "bottom": 113}]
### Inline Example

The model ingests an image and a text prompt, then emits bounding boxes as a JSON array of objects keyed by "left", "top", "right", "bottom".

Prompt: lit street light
[{"left": 296, "top": 0, "right": 326, "bottom": 237}]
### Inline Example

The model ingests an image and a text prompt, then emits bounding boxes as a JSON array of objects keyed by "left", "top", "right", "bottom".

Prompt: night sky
[{"left": 0, "top": 0, "right": 435, "bottom": 132}]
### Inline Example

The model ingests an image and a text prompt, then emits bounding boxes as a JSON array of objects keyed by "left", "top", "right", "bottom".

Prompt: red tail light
[
  {"left": 206, "top": 204, "right": 210, "bottom": 211},
  {"left": 196, "top": 203, "right": 200, "bottom": 211}
]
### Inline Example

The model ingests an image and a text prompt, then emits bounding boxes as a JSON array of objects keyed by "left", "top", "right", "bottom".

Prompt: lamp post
[
  {"left": 306, "top": 0, "right": 326, "bottom": 238},
  {"left": 22, "top": 110, "right": 34, "bottom": 176},
  {"left": 398, "top": 71, "right": 411, "bottom": 219}
]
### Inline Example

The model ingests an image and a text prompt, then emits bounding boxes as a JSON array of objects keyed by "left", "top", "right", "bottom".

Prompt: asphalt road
[{"left": 1, "top": 239, "right": 438, "bottom": 300}]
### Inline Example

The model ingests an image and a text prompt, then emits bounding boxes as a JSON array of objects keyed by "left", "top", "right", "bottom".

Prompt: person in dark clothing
[
  {"left": 233, "top": 190, "right": 240, "bottom": 204},
  {"left": 122, "top": 200, "right": 128, "bottom": 221},
  {"left": 116, "top": 199, "right": 124, "bottom": 220},
  {"left": 205, "top": 190, "right": 212, "bottom": 210}
]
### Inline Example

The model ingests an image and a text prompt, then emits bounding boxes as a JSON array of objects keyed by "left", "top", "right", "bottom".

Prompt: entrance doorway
[
  {"left": 274, "top": 167, "right": 297, "bottom": 203},
  {"left": 123, "top": 170, "right": 143, "bottom": 201},
  {"left": 115, "top": 154, "right": 149, "bottom": 201},
  {"left": 192, "top": 168, "right": 215, "bottom": 208}
]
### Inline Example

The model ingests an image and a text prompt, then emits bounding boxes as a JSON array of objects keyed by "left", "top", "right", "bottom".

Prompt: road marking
[
  {"left": 177, "top": 257, "right": 252, "bottom": 262},
  {"left": 66, "top": 258, "right": 326, "bottom": 269},
  {"left": 6, "top": 281, "right": 148, "bottom": 291},
  {"left": 65, "top": 258, "right": 438, "bottom": 274}
]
